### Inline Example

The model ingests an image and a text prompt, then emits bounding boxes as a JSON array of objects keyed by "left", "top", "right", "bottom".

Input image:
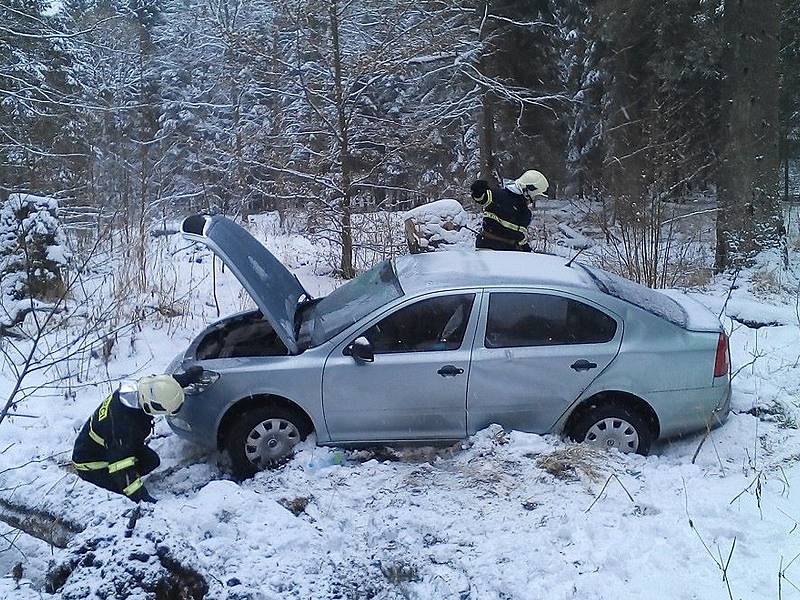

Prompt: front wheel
[
  {"left": 225, "top": 406, "right": 311, "bottom": 478},
  {"left": 568, "top": 401, "right": 654, "bottom": 455}
]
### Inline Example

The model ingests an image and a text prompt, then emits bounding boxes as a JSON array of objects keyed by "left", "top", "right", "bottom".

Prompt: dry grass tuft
[
  {"left": 380, "top": 561, "right": 418, "bottom": 584},
  {"left": 533, "top": 446, "right": 605, "bottom": 482},
  {"left": 279, "top": 496, "right": 312, "bottom": 516},
  {"left": 349, "top": 443, "right": 462, "bottom": 464},
  {"left": 676, "top": 266, "right": 714, "bottom": 289},
  {"left": 750, "top": 268, "right": 784, "bottom": 296}
]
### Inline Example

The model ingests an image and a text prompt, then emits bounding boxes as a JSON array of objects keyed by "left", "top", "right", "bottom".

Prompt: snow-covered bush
[{"left": 0, "top": 193, "right": 70, "bottom": 303}]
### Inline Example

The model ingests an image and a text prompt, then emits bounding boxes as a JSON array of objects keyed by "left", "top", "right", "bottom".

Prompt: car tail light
[{"left": 714, "top": 332, "right": 729, "bottom": 378}]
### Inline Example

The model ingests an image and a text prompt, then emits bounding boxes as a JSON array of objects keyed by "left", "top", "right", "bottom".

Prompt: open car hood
[{"left": 181, "top": 214, "right": 306, "bottom": 354}]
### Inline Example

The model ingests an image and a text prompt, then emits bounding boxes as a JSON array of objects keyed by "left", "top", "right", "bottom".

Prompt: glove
[
  {"left": 470, "top": 180, "right": 490, "bottom": 199},
  {"left": 132, "top": 487, "right": 157, "bottom": 504}
]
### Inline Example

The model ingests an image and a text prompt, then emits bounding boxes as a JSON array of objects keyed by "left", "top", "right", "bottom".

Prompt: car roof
[{"left": 393, "top": 250, "right": 597, "bottom": 295}]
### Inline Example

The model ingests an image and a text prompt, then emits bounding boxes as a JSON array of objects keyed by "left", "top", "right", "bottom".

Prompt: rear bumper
[
  {"left": 651, "top": 379, "right": 731, "bottom": 439},
  {"left": 709, "top": 382, "right": 732, "bottom": 430}
]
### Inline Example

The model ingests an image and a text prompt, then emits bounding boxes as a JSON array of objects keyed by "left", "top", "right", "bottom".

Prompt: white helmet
[
  {"left": 137, "top": 375, "right": 185, "bottom": 416},
  {"left": 515, "top": 170, "right": 549, "bottom": 201}
]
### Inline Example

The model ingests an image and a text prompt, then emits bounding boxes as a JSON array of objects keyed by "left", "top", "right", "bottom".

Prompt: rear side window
[
  {"left": 363, "top": 294, "right": 475, "bottom": 353},
  {"left": 580, "top": 265, "right": 687, "bottom": 327},
  {"left": 485, "top": 293, "right": 617, "bottom": 348}
]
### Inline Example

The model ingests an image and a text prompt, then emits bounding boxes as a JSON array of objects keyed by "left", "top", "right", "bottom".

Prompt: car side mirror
[{"left": 346, "top": 336, "right": 374, "bottom": 363}]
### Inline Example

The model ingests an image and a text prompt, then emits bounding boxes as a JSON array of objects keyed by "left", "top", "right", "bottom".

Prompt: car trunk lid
[
  {"left": 181, "top": 214, "right": 306, "bottom": 354},
  {"left": 660, "top": 290, "right": 723, "bottom": 333}
]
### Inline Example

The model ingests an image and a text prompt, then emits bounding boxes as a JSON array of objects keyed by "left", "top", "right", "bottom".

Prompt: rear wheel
[
  {"left": 225, "top": 405, "right": 311, "bottom": 478},
  {"left": 568, "top": 400, "right": 654, "bottom": 455}
]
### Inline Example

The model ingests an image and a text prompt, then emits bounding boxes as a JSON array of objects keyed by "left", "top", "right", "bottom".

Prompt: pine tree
[
  {"left": 780, "top": 0, "right": 800, "bottom": 200},
  {"left": 593, "top": 0, "right": 723, "bottom": 210},
  {"left": 0, "top": 1, "right": 88, "bottom": 198},
  {"left": 715, "top": 0, "right": 784, "bottom": 270},
  {"left": 560, "top": 0, "right": 607, "bottom": 199},
  {"left": 0, "top": 193, "right": 69, "bottom": 304},
  {"left": 261, "top": 0, "right": 444, "bottom": 276},
  {"left": 646, "top": 0, "right": 722, "bottom": 199},
  {"left": 491, "top": 0, "right": 566, "bottom": 185}
]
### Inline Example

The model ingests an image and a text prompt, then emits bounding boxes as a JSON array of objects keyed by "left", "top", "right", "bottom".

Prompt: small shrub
[{"left": 0, "top": 193, "right": 70, "bottom": 302}]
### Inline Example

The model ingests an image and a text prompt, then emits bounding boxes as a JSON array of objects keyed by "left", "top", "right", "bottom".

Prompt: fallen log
[
  {"left": 1, "top": 497, "right": 208, "bottom": 599},
  {"left": 0, "top": 497, "right": 84, "bottom": 549}
]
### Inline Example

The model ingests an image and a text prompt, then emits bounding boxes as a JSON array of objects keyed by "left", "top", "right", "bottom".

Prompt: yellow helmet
[
  {"left": 137, "top": 375, "right": 185, "bottom": 416},
  {"left": 516, "top": 170, "right": 549, "bottom": 201}
]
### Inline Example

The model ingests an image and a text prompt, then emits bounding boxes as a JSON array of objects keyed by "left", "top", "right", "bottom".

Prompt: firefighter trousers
[{"left": 76, "top": 446, "right": 160, "bottom": 495}]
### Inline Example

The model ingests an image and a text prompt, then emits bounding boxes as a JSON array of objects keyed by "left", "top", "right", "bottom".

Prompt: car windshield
[{"left": 297, "top": 259, "right": 404, "bottom": 348}]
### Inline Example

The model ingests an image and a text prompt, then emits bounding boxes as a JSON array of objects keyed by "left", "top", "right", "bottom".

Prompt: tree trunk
[
  {"left": 715, "top": 0, "right": 784, "bottom": 271},
  {"left": 477, "top": 2, "right": 499, "bottom": 186},
  {"left": 137, "top": 21, "right": 157, "bottom": 290},
  {"left": 330, "top": 0, "right": 355, "bottom": 278},
  {"left": 479, "top": 89, "right": 499, "bottom": 186}
]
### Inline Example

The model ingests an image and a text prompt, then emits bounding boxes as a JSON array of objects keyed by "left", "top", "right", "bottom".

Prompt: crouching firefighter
[
  {"left": 470, "top": 169, "right": 549, "bottom": 252},
  {"left": 72, "top": 368, "right": 201, "bottom": 503}
]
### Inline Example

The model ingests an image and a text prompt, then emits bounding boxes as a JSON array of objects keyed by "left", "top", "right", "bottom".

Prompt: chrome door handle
[
  {"left": 437, "top": 365, "right": 464, "bottom": 377},
  {"left": 571, "top": 359, "right": 597, "bottom": 372}
]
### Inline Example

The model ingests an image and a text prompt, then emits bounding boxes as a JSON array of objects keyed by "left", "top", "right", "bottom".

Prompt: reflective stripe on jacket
[{"left": 474, "top": 186, "right": 532, "bottom": 246}]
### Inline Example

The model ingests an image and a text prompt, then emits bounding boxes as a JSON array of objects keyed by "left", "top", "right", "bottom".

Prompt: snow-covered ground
[{"left": 1, "top": 206, "right": 800, "bottom": 599}]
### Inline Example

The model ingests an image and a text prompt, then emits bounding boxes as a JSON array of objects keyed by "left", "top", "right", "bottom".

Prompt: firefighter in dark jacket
[
  {"left": 72, "top": 369, "right": 199, "bottom": 503},
  {"left": 470, "top": 170, "right": 549, "bottom": 252}
]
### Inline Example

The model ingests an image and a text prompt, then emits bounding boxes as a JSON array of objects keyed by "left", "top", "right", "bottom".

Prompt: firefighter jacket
[
  {"left": 473, "top": 185, "right": 532, "bottom": 247},
  {"left": 72, "top": 390, "right": 154, "bottom": 501}
]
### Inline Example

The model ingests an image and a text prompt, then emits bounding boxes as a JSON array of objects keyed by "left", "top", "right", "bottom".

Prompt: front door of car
[
  {"left": 322, "top": 291, "right": 480, "bottom": 442},
  {"left": 467, "top": 290, "right": 623, "bottom": 434}
]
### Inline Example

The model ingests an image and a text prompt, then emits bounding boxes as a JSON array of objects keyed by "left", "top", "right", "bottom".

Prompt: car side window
[
  {"left": 485, "top": 292, "right": 617, "bottom": 348},
  {"left": 362, "top": 294, "right": 475, "bottom": 354}
]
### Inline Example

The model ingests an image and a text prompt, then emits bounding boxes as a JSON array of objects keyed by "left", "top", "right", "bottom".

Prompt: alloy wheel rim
[
  {"left": 244, "top": 418, "right": 300, "bottom": 467},
  {"left": 585, "top": 417, "right": 639, "bottom": 453}
]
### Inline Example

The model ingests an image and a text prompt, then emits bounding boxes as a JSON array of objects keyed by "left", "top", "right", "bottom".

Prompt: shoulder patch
[{"left": 97, "top": 395, "right": 113, "bottom": 421}]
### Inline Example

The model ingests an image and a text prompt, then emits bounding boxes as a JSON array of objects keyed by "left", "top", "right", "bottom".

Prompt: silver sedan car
[{"left": 168, "top": 215, "right": 731, "bottom": 476}]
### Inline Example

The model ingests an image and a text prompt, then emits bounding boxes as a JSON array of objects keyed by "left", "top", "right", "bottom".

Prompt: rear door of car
[
  {"left": 467, "top": 288, "right": 623, "bottom": 434},
  {"left": 322, "top": 290, "right": 482, "bottom": 442}
]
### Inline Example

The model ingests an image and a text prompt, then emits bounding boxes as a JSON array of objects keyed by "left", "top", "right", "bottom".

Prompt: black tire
[
  {"left": 567, "top": 400, "right": 654, "bottom": 456},
  {"left": 224, "top": 405, "right": 312, "bottom": 478}
]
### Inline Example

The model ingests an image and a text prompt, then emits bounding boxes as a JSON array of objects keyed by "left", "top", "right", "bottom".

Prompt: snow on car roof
[{"left": 394, "top": 250, "right": 596, "bottom": 293}]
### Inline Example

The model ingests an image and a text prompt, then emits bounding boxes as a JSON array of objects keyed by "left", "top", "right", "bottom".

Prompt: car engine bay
[{"left": 195, "top": 311, "right": 288, "bottom": 359}]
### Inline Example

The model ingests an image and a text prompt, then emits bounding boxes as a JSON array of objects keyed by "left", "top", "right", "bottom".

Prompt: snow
[
  {"left": 6, "top": 407, "right": 800, "bottom": 598},
  {"left": 2, "top": 208, "right": 800, "bottom": 599},
  {"left": 661, "top": 289, "right": 722, "bottom": 332},
  {"left": 788, "top": 160, "right": 800, "bottom": 195},
  {"left": 403, "top": 199, "right": 474, "bottom": 249},
  {"left": 6, "top": 193, "right": 59, "bottom": 213},
  {"left": 557, "top": 223, "right": 593, "bottom": 249},
  {"left": 708, "top": 296, "right": 792, "bottom": 327},
  {"left": 395, "top": 249, "right": 596, "bottom": 294}
]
